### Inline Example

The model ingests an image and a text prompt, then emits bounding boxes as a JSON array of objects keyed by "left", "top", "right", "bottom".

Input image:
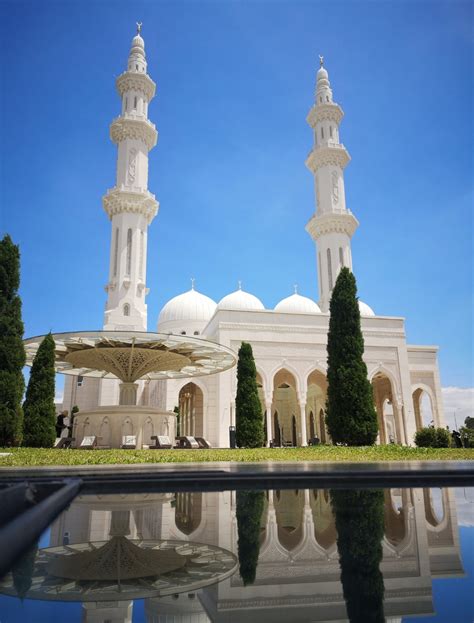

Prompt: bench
[
  {"left": 54, "top": 437, "right": 75, "bottom": 449},
  {"left": 176, "top": 436, "right": 200, "bottom": 449},
  {"left": 79, "top": 436, "right": 97, "bottom": 449},
  {"left": 121, "top": 435, "right": 137, "bottom": 449},
  {"left": 195, "top": 437, "right": 212, "bottom": 449},
  {"left": 150, "top": 435, "right": 173, "bottom": 449}
]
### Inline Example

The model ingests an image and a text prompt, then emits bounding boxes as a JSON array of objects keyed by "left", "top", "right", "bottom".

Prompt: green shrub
[{"left": 414, "top": 427, "right": 450, "bottom": 448}]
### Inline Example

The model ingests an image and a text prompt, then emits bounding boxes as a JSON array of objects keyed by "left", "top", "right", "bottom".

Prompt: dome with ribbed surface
[
  {"left": 157, "top": 289, "right": 217, "bottom": 335},
  {"left": 217, "top": 288, "right": 265, "bottom": 311},
  {"left": 274, "top": 293, "right": 321, "bottom": 314},
  {"left": 359, "top": 301, "right": 375, "bottom": 317}
]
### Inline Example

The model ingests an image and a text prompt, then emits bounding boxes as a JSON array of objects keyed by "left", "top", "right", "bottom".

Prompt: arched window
[
  {"left": 133, "top": 96, "right": 137, "bottom": 110},
  {"left": 318, "top": 252, "right": 323, "bottom": 295},
  {"left": 123, "top": 303, "right": 130, "bottom": 316},
  {"left": 124, "top": 97, "right": 128, "bottom": 112},
  {"left": 126, "top": 229, "right": 132, "bottom": 275},
  {"left": 326, "top": 96, "right": 329, "bottom": 102},
  {"left": 181, "top": 331, "right": 186, "bottom": 335},
  {"left": 113, "top": 228, "right": 119, "bottom": 277},
  {"left": 139, "top": 230, "right": 144, "bottom": 279},
  {"left": 319, "top": 96, "right": 322, "bottom": 103},
  {"left": 339, "top": 247, "right": 344, "bottom": 268},
  {"left": 193, "top": 331, "right": 199, "bottom": 335},
  {"left": 321, "top": 126, "right": 324, "bottom": 140},
  {"left": 327, "top": 248, "right": 333, "bottom": 290},
  {"left": 329, "top": 125, "right": 333, "bottom": 138}
]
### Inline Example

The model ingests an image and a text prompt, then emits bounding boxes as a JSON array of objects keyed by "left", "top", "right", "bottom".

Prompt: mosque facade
[{"left": 62, "top": 29, "right": 445, "bottom": 448}]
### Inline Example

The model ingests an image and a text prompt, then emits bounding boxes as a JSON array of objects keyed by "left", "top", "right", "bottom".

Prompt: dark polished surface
[
  {"left": 0, "top": 484, "right": 473, "bottom": 622},
  {"left": 1, "top": 460, "right": 473, "bottom": 493}
]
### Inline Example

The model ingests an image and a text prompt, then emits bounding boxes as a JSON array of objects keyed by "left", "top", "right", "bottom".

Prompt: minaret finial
[
  {"left": 238, "top": 280, "right": 242, "bottom": 290},
  {"left": 319, "top": 54, "right": 324, "bottom": 68},
  {"left": 294, "top": 284, "right": 298, "bottom": 294},
  {"left": 191, "top": 277, "right": 195, "bottom": 290},
  {"left": 136, "top": 22, "right": 142, "bottom": 35}
]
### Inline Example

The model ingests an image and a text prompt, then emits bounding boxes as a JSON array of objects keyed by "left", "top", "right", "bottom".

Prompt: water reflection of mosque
[{"left": 49, "top": 487, "right": 464, "bottom": 622}]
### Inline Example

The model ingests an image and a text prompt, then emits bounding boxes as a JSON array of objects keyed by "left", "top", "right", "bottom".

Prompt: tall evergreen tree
[
  {"left": 331, "top": 489, "right": 385, "bottom": 622},
  {"left": 326, "top": 267, "right": 378, "bottom": 445},
  {"left": 0, "top": 235, "right": 26, "bottom": 446},
  {"left": 235, "top": 342, "right": 264, "bottom": 448},
  {"left": 236, "top": 490, "right": 265, "bottom": 585},
  {"left": 23, "top": 333, "right": 56, "bottom": 447}
]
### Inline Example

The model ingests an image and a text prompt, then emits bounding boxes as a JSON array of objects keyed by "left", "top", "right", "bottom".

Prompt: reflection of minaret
[
  {"left": 305, "top": 56, "right": 359, "bottom": 312},
  {"left": 103, "top": 23, "right": 159, "bottom": 331}
]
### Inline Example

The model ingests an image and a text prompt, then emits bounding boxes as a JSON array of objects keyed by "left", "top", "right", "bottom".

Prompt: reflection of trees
[
  {"left": 175, "top": 492, "right": 202, "bottom": 535},
  {"left": 331, "top": 489, "right": 385, "bottom": 623},
  {"left": 236, "top": 490, "right": 265, "bottom": 586},
  {"left": 12, "top": 541, "right": 38, "bottom": 599}
]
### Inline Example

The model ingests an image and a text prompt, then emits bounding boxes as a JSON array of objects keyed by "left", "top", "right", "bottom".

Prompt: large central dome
[{"left": 157, "top": 288, "right": 217, "bottom": 336}]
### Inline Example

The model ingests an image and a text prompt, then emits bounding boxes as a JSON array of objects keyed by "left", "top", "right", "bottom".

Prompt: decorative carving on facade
[
  {"left": 110, "top": 116, "right": 158, "bottom": 150},
  {"left": 331, "top": 170, "right": 339, "bottom": 203},
  {"left": 103, "top": 188, "right": 159, "bottom": 223},
  {"left": 127, "top": 148, "right": 137, "bottom": 184},
  {"left": 306, "top": 211, "right": 359, "bottom": 240},
  {"left": 116, "top": 71, "right": 156, "bottom": 101},
  {"left": 305, "top": 144, "right": 350, "bottom": 172},
  {"left": 306, "top": 103, "right": 344, "bottom": 127}
]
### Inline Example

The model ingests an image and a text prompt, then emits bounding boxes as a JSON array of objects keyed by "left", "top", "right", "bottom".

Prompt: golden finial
[
  {"left": 136, "top": 22, "right": 142, "bottom": 35},
  {"left": 319, "top": 54, "right": 324, "bottom": 68}
]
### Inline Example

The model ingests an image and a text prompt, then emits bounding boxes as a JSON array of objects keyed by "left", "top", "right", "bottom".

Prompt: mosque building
[{"left": 62, "top": 27, "right": 445, "bottom": 448}]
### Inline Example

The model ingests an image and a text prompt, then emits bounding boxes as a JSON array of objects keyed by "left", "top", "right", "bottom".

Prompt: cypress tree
[
  {"left": 23, "top": 332, "right": 56, "bottom": 447},
  {"left": 326, "top": 268, "right": 378, "bottom": 445},
  {"left": 331, "top": 489, "right": 385, "bottom": 622},
  {"left": 236, "top": 490, "right": 265, "bottom": 585},
  {"left": 235, "top": 342, "right": 264, "bottom": 448},
  {"left": 0, "top": 234, "right": 26, "bottom": 446}
]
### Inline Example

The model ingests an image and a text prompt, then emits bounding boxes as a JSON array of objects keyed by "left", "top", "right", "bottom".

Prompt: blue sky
[{"left": 1, "top": 1, "right": 472, "bottom": 393}]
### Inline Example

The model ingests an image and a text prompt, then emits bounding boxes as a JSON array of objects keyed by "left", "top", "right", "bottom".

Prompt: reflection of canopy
[
  {"left": 47, "top": 536, "right": 189, "bottom": 581},
  {"left": 24, "top": 331, "right": 236, "bottom": 382},
  {"left": 0, "top": 540, "right": 237, "bottom": 602}
]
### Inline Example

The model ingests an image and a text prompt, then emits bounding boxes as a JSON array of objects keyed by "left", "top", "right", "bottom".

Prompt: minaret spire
[
  {"left": 305, "top": 61, "right": 358, "bottom": 312},
  {"left": 102, "top": 26, "right": 159, "bottom": 330}
]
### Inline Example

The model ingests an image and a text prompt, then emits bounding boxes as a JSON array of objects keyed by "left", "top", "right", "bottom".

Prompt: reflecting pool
[{"left": 0, "top": 487, "right": 473, "bottom": 622}]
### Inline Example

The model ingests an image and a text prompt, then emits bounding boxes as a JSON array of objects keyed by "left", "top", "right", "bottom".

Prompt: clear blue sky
[{"left": 1, "top": 1, "right": 472, "bottom": 388}]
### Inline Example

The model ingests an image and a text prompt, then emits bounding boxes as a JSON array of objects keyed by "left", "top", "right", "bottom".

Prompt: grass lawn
[{"left": 0, "top": 445, "right": 473, "bottom": 467}]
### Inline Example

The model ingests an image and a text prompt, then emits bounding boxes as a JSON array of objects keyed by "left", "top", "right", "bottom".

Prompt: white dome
[
  {"left": 274, "top": 293, "right": 321, "bottom": 314},
  {"left": 217, "top": 288, "right": 265, "bottom": 312},
  {"left": 157, "top": 288, "right": 217, "bottom": 335},
  {"left": 359, "top": 300, "right": 375, "bottom": 317}
]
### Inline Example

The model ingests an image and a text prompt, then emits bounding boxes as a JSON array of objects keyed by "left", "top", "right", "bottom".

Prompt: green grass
[{"left": 0, "top": 445, "right": 473, "bottom": 467}]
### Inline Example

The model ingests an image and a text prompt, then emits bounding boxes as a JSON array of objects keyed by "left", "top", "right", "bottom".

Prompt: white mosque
[{"left": 63, "top": 27, "right": 445, "bottom": 448}]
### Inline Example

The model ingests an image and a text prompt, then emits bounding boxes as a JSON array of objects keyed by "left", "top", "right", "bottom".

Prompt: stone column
[
  {"left": 265, "top": 400, "right": 272, "bottom": 447},
  {"left": 299, "top": 397, "right": 308, "bottom": 447},
  {"left": 119, "top": 382, "right": 138, "bottom": 405}
]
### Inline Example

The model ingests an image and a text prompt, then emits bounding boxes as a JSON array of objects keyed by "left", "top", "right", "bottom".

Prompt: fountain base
[{"left": 72, "top": 405, "right": 176, "bottom": 449}]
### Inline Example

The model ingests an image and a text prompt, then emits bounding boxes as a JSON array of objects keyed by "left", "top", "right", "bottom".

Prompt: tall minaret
[
  {"left": 102, "top": 23, "right": 159, "bottom": 331},
  {"left": 305, "top": 57, "right": 358, "bottom": 312}
]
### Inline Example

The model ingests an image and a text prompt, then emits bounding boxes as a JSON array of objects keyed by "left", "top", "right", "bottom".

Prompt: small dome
[
  {"left": 275, "top": 293, "right": 321, "bottom": 314},
  {"left": 132, "top": 34, "right": 144, "bottom": 49},
  {"left": 157, "top": 288, "right": 217, "bottom": 335},
  {"left": 359, "top": 301, "right": 375, "bottom": 317},
  {"left": 217, "top": 288, "right": 265, "bottom": 312},
  {"left": 317, "top": 66, "right": 328, "bottom": 80}
]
